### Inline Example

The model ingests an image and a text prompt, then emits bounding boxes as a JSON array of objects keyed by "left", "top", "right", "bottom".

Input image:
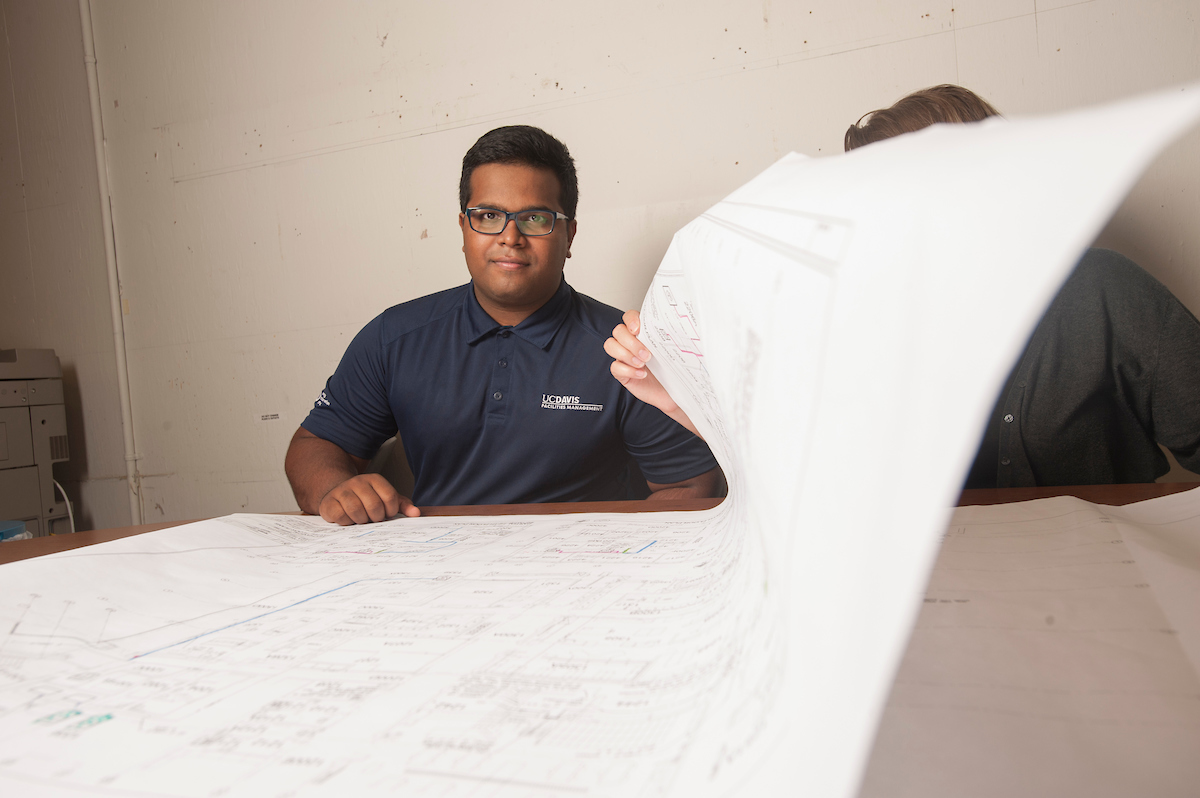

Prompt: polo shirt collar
[{"left": 463, "top": 278, "right": 574, "bottom": 350}]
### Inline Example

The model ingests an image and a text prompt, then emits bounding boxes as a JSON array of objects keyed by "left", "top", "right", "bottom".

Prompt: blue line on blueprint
[
  {"left": 636, "top": 540, "right": 658, "bottom": 553},
  {"left": 132, "top": 577, "right": 434, "bottom": 659}
]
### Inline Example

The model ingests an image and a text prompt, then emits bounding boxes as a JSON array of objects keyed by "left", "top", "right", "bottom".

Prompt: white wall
[
  {"left": 4, "top": 1, "right": 1199, "bottom": 526},
  {"left": 0, "top": 0, "right": 130, "bottom": 530}
]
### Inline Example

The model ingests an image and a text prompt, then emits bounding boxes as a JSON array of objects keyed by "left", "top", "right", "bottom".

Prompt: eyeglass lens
[{"left": 468, "top": 209, "right": 557, "bottom": 236}]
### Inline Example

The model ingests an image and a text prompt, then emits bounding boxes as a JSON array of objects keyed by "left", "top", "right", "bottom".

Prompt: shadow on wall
[
  {"left": 1158, "top": 446, "right": 1200, "bottom": 483},
  {"left": 57, "top": 362, "right": 93, "bottom": 531}
]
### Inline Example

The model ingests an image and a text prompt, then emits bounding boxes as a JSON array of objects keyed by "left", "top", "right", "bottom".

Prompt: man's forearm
[
  {"left": 645, "top": 484, "right": 708, "bottom": 500},
  {"left": 284, "top": 429, "right": 364, "bottom": 514},
  {"left": 645, "top": 466, "right": 723, "bottom": 501}
]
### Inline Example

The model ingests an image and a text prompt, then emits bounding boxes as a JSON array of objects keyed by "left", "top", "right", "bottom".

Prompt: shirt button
[
  {"left": 498, "top": 359, "right": 507, "bottom": 368},
  {"left": 1000, "top": 458, "right": 1011, "bottom": 466},
  {"left": 499, "top": 330, "right": 511, "bottom": 338},
  {"left": 493, "top": 391, "right": 503, "bottom": 400},
  {"left": 1003, "top": 413, "right": 1014, "bottom": 423}
]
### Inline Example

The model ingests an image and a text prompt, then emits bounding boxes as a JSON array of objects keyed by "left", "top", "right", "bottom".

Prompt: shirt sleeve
[
  {"left": 1151, "top": 295, "right": 1200, "bottom": 472},
  {"left": 618, "top": 395, "right": 719, "bottom": 485},
  {"left": 300, "top": 315, "right": 398, "bottom": 460}
]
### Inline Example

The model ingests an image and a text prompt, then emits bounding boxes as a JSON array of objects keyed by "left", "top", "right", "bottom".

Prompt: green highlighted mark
[{"left": 73, "top": 713, "right": 113, "bottom": 730}]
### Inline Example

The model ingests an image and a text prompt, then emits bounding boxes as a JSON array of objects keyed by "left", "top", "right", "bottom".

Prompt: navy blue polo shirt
[{"left": 301, "top": 279, "right": 716, "bottom": 506}]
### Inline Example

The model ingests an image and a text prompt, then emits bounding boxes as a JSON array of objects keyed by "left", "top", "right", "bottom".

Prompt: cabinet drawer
[
  {"left": 0, "top": 406, "right": 34, "bottom": 469},
  {"left": 0, "top": 466, "right": 40, "bottom": 521}
]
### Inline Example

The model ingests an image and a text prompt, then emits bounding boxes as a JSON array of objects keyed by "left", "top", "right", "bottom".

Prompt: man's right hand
[
  {"left": 285, "top": 427, "right": 422, "bottom": 524},
  {"left": 318, "top": 473, "right": 420, "bottom": 525}
]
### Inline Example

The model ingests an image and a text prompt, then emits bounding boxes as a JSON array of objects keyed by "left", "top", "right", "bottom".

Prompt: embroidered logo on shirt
[
  {"left": 541, "top": 394, "right": 603, "bottom": 412},
  {"left": 314, "top": 390, "right": 331, "bottom": 408}
]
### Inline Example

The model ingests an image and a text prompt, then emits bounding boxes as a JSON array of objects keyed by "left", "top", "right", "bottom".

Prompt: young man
[
  {"left": 610, "top": 85, "right": 1200, "bottom": 486},
  {"left": 286, "top": 126, "right": 720, "bottom": 525}
]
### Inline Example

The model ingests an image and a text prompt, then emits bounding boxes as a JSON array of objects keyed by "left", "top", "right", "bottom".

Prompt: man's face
[{"left": 459, "top": 162, "right": 577, "bottom": 325}]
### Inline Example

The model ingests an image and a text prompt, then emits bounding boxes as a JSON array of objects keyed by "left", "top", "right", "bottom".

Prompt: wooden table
[
  {"left": 956, "top": 481, "right": 1198, "bottom": 506},
  {"left": 3, "top": 483, "right": 1196, "bottom": 795},
  {"left": 0, "top": 497, "right": 723, "bottom": 564},
  {"left": 2, "top": 485, "right": 1195, "bottom": 565}
]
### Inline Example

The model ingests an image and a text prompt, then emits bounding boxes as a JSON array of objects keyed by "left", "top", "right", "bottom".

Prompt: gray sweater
[{"left": 965, "top": 248, "right": 1200, "bottom": 487}]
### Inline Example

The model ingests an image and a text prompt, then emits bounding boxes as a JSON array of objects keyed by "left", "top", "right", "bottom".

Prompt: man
[
  {"left": 610, "top": 85, "right": 1200, "bottom": 486},
  {"left": 286, "top": 125, "right": 720, "bottom": 525},
  {"left": 847, "top": 84, "right": 1200, "bottom": 486}
]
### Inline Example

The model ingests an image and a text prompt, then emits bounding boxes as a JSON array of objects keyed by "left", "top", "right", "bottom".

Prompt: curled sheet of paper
[
  {"left": 638, "top": 83, "right": 1200, "bottom": 796},
  {"left": 1, "top": 85, "right": 1198, "bottom": 797}
]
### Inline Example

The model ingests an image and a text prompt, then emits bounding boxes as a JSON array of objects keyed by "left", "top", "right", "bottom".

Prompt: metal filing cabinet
[{"left": 0, "top": 349, "right": 70, "bottom": 536}]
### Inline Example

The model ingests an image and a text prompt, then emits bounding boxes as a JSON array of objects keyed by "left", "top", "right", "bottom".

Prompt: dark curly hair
[{"left": 459, "top": 125, "right": 578, "bottom": 219}]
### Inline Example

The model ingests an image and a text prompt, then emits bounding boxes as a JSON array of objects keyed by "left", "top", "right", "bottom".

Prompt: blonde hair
[{"left": 844, "top": 84, "right": 1001, "bottom": 151}]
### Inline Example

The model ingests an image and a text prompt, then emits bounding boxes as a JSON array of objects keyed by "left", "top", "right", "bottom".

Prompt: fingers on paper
[
  {"left": 320, "top": 474, "right": 418, "bottom": 525},
  {"left": 606, "top": 316, "right": 652, "bottom": 373},
  {"left": 622, "top": 309, "right": 642, "bottom": 336},
  {"left": 605, "top": 336, "right": 647, "bottom": 379}
]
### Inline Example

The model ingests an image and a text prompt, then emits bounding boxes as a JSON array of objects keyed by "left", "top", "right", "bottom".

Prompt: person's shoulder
[
  {"left": 564, "top": 285, "right": 625, "bottom": 342},
  {"left": 372, "top": 283, "right": 470, "bottom": 344},
  {"left": 1072, "top": 248, "right": 1157, "bottom": 290},
  {"left": 1069, "top": 248, "right": 1174, "bottom": 305}
]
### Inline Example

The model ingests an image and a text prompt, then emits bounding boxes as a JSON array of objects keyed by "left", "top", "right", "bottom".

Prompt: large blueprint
[
  {"left": 861, "top": 489, "right": 1200, "bottom": 798},
  {"left": 3, "top": 86, "right": 1200, "bottom": 797}
]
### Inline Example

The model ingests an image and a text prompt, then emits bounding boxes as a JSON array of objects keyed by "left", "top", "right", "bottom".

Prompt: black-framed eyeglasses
[{"left": 465, "top": 207, "right": 571, "bottom": 236}]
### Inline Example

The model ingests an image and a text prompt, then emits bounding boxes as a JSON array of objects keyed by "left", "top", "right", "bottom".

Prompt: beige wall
[
  {"left": 3, "top": 1, "right": 1199, "bottom": 526},
  {"left": 0, "top": 0, "right": 129, "bottom": 530}
]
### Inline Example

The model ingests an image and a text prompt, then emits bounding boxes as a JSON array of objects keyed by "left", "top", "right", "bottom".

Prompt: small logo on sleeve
[
  {"left": 541, "top": 394, "right": 603, "bottom": 412},
  {"left": 315, "top": 391, "right": 331, "bottom": 408}
]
